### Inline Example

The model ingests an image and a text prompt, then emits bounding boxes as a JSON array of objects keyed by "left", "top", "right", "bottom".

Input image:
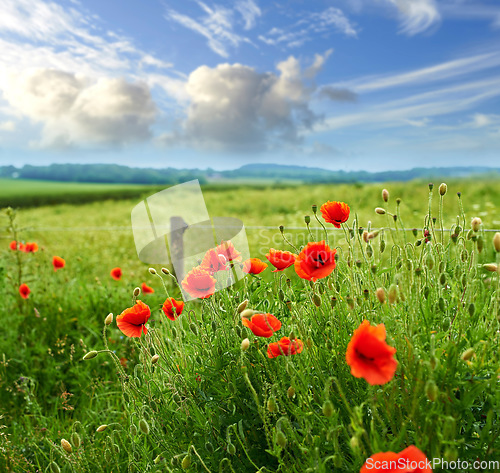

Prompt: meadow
[{"left": 1, "top": 179, "right": 500, "bottom": 472}]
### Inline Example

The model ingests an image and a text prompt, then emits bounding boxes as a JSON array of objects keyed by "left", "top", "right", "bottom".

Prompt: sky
[{"left": 0, "top": 0, "right": 499, "bottom": 172}]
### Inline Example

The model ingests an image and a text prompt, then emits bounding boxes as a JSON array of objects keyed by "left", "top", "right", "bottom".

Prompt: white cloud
[
  {"left": 386, "top": 0, "right": 441, "bottom": 35},
  {"left": 165, "top": 1, "right": 256, "bottom": 58},
  {"left": 235, "top": 0, "right": 261, "bottom": 30},
  {"left": 328, "top": 52, "right": 500, "bottom": 93},
  {"left": 160, "top": 52, "right": 332, "bottom": 151},
  {"left": 2, "top": 69, "right": 156, "bottom": 147},
  {"left": 259, "top": 7, "right": 358, "bottom": 48},
  {"left": 0, "top": 120, "right": 16, "bottom": 132}
]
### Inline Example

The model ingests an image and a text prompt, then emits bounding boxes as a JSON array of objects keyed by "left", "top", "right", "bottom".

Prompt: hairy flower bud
[
  {"left": 83, "top": 350, "right": 98, "bottom": 360},
  {"left": 61, "top": 439, "right": 72, "bottom": 454},
  {"left": 104, "top": 313, "right": 113, "bottom": 326},
  {"left": 382, "top": 189, "right": 389, "bottom": 202},
  {"left": 439, "top": 183, "right": 447, "bottom": 196},
  {"left": 151, "top": 354, "right": 160, "bottom": 365},
  {"left": 241, "top": 338, "right": 250, "bottom": 351},
  {"left": 375, "top": 207, "right": 386, "bottom": 215},
  {"left": 96, "top": 424, "right": 108, "bottom": 433},
  {"left": 471, "top": 217, "right": 482, "bottom": 232},
  {"left": 237, "top": 299, "right": 249, "bottom": 313},
  {"left": 376, "top": 287, "right": 386, "bottom": 304}
]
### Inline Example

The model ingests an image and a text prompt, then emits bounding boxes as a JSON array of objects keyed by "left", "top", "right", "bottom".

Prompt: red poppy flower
[
  {"left": 181, "top": 266, "right": 216, "bottom": 299},
  {"left": 9, "top": 240, "right": 17, "bottom": 250},
  {"left": 215, "top": 240, "right": 241, "bottom": 262},
  {"left": 116, "top": 300, "right": 151, "bottom": 338},
  {"left": 19, "top": 283, "right": 30, "bottom": 299},
  {"left": 346, "top": 320, "right": 397, "bottom": 385},
  {"left": 110, "top": 267, "right": 122, "bottom": 280},
  {"left": 52, "top": 256, "right": 66, "bottom": 271},
  {"left": 320, "top": 201, "right": 350, "bottom": 228},
  {"left": 241, "top": 313, "right": 281, "bottom": 338},
  {"left": 267, "top": 337, "right": 304, "bottom": 358},
  {"left": 243, "top": 258, "right": 268, "bottom": 275},
  {"left": 25, "top": 242, "right": 39, "bottom": 253},
  {"left": 294, "top": 241, "right": 336, "bottom": 281},
  {"left": 200, "top": 249, "right": 228, "bottom": 274},
  {"left": 141, "top": 282, "right": 154, "bottom": 294},
  {"left": 360, "top": 445, "right": 432, "bottom": 472},
  {"left": 162, "top": 297, "right": 185, "bottom": 321},
  {"left": 18, "top": 243, "right": 26, "bottom": 252},
  {"left": 265, "top": 249, "right": 297, "bottom": 272}
]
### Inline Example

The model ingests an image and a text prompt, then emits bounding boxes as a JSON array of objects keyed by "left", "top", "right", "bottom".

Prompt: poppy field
[{"left": 1, "top": 180, "right": 500, "bottom": 472}]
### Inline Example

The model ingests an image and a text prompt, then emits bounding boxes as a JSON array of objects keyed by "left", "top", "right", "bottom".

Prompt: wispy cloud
[
  {"left": 316, "top": 75, "right": 500, "bottom": 132},
  {"left": 165, "top": 0, "right": 258, "bottom": 58},
  {"left": 387, "top": 0, "right": 441, "bottom": 36},
  {"left": 328, "top": 52, "right": 500, "bottom": 93},
  {"left": 259, "top": 7, "right": 358, "bottom": 48}
]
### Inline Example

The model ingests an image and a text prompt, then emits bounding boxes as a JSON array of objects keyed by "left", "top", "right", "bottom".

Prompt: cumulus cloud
[
  {"left": 160, "top": 52, "right": 332, "bottom": 151},
  {"left": 2, "top": 68, "right": 156, "bottom": 147}
]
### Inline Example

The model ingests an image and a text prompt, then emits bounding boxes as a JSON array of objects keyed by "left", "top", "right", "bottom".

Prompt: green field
[{"left": 1, "top": 179, "right": 500, "bottom": 472}]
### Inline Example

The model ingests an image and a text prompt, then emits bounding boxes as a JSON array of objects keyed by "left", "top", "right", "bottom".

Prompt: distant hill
[{"left": 0, "top": 163, "right": 499, "bottom": 185}]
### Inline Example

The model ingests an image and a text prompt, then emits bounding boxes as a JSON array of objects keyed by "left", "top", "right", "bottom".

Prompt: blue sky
[{"left": 0, "top": 0, "right": 499, "bottom": 172}]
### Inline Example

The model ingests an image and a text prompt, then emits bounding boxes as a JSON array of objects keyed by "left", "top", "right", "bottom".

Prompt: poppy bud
[
  {"left": 205, "top": 441, "right": 214, "bottom": 453},
  {"left": 148, "top": 267, "right": 157, "bottom": 275},
  {"left": 71, "top": 432, "right": 81, "bottom": 449},
  {"left": 439, "top": 273, "right": 446, "bottom": 285},
  {"left": 181, "top": 455, "right": 192, "bottom": 469},
  {"left": 279, "top": 225, "right": 284, "bottom": 234},
  {"left": 322, "top": 400, "right": 334, "bottom": 417},
  {"left": 483, "top": 263, "right": 498, "bottom": 272},
  {"left": 493, "top": 232, "right": 500, "bottom": 252},
  {"left": 430, "top": 355, "right": 438, "bottom": 370},
  {"left": 96, "top": 424, "right": 108, "bottom": 433},
  {"left": 227, "top": 442, "right": 236, "bottom": 455},
  {"left": 61, "top": 439, "right": 72, "bottom": 453},
  {"left": 477, "top": 235, "right": 484, "bottom": 253},
  {"left": 425, "top": 253, "right": 434, "bottom": 270},
  {"left": 366, "top": 244, "right": 373, "bottom": 258},
  {"left": 376, "top": 288, "right": 385, "bottom": 304},
  {"left": 133, "top": 287, "right": 141, "bottom": 297},
  {"left": 104, "top": 313, "right": 113, "bottom": 326},
  {"left": 468, "top": 303, "right": 475, "bottom": 317},
  {"left": 428, "top": 183, "right": 434, "bottom": 191},
  {"left": 189, "top": 323, "right": 198, "bottom": 336},
  {"left": 151, "top": 354, "right": 160, "bottom": 364},
  {"left": 237, "top": 299, "right": 248, "bottom": 313},
  {"left": 438, "top": 297, "right": 446, "bottom": 312},
  {"left": 139, "top": 419, "right": 150, "bottom": 435},
  {"left": 276, "top": 430, "right": 287, "bottom": 448},
  {"left": 104, "top": 449, "right": 112, "bottom": 462},
  {"left": 350, "top": 436, "right": 359, "bottom": 450},
  {"left": 382, "top": 189, "right": 389, "bottom": 202},
  {"left": 240, "top": 309, "right": 257, "bottom": 318},
  {"left": 471, "top": 217, "right": 482, "bottom": 232},
  {"left": 379, "top": 240, "right": 386, "bottom": 253},
  {"left": 49, "top": 462, "right": 61, "bottom": 473},
  {"left": 461, "top": 348, "right": 475, "bottom": 361},
  {"left": 311, "top": 204, "right": 317, "bottom": 214},
  {"left": 267, "top": 397, "right": 278, "bottom": 413},
  {"left": 362, "top": 230, "right": 369, "bottom": 243},
  {"left": 388, "top": 285, "right": 398, "bottom": 305},
  {"left": 83, "top": 350, "right": 98, "bottom": 360},
  {"left": 241, "top": 338, "right": 250, "bottom": 351},
  {"left": 375, "top": 207, "right": 386, "bottom": 215},
  {"left": 312, "top": 293, "right": 321, "bottom": 307},
  {"left": 425, "top": 379, "right": 438, "bottom": 402},
  {"left": 439, "top": 183, "right": 447, "bottom": 196},
  {"left": 161, "top": 267, "right": 170, "bottom": 274},
  {"left": 130, "top": 425, "right": 137, "bottom": 436},
  {"left": 287, "top": 386, "right": 295, "bottom": 398},
  {"left": 304, "top": 215, "right": 311, "bottom": 224},
  {"left": 330, "top": 296, "right": 337, "bottom": 308}
]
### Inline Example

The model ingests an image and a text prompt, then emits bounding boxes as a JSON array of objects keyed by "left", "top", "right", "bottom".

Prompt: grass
[{"left": 1, "top": 178, "right": 500, "bottom": 472}]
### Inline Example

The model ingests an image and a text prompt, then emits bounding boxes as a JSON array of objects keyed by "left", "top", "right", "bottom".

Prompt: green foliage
[{"left": 0, "top": 180, "right": 500, "bottom": 472}]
